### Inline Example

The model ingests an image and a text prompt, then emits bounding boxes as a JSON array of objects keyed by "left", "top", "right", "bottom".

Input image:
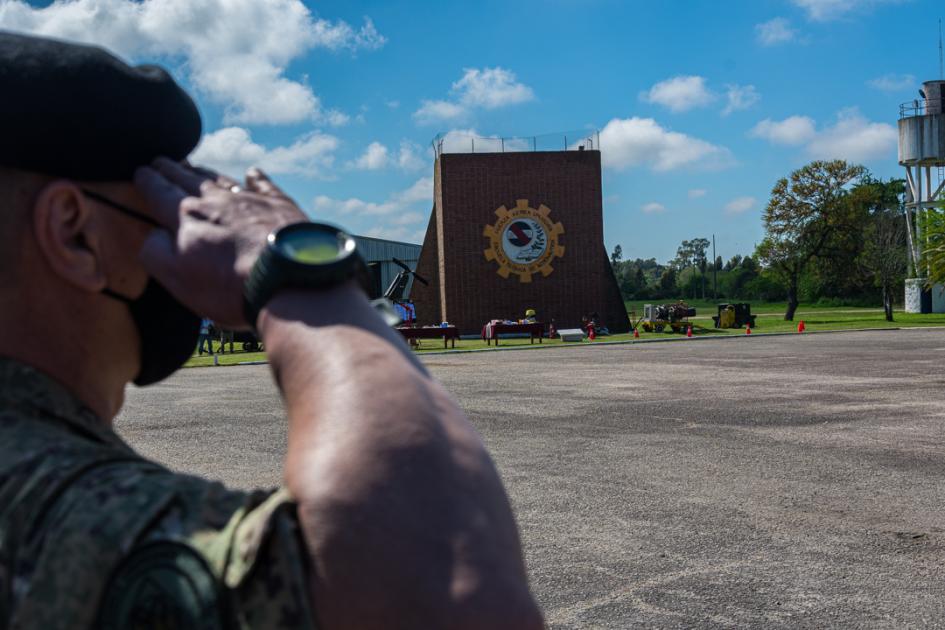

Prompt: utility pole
[{"left": 712, "top": 234, "right": 718, "bottom": 300}]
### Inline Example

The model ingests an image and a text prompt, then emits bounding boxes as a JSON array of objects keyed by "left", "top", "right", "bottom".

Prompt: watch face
[{"left": 276, "top": 225, "right": 354, "bottom": 265}]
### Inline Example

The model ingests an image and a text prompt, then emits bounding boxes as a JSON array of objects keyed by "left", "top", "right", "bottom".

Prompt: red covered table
[
  {"left": 397, "top": 326, "right": 460, "bottom": 349},
  {"left": 482, "top": 322, "right": 546, "bottom": 346}
]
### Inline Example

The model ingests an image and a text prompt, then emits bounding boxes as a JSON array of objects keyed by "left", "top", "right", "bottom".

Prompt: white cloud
[
  {"left": 750, "top": 116, "right": 817, "bottom": 145},
  {"left": 346, "top": 140, "right": 425, "bottom": 172},
  {"left": 313, "top": 176, "right": 429, "bottom": 242},
  {"left": 386, "top": 100, "right": 400, "bottom": 109},
  {"left": 791, "top": 0, "right": 903, "bottom": 21},
  {"left": 363, "top": 225, "right": 426, "bottom": 243},
  {"left": 599, "top": 117, "right": 733, "bottom": 172},
  {"left": 725, "top": 196, "right": 756, "bottom": 216},
  {"left": 0, "top": 0, "right": 385, "bottom": 126},
  {"left": 391, "top": 211, "right": 427, "bottom": 226},
  {"left": 397, "top": 141, "right": 427, "bottom": 171},
  {"left": 688, "top": 189, "right": 708, "bottom": 199},
  {"left": 313, "top": 176, "right": 433, "bottom": 217},
  {"left": 722, "top": 84, "right": 760, "bottom": 116},
  {"left": 310, "top": 15, "right": 386, "bottom": 51},
  {"left": 806, "top": 108, "right": 896, "bottom": 161},
  {"left": 323, "top": 110, "right": 351, "bottom": 127},
  {"left": 395, "top": 176, "right": 434, "bottom": 204},
  {"left": 452, "top": 67, "right": 534, "bottom": 110},
  {"left": 641, "top": 202, "right": 666, "bottom": 214},
  {"left": 414, "top": 99, "right": 467, "bottom": 124},
  {"left": 750, "top": 109, "right": 896, "bottom": 162},
  {"left": 755, "top": 18, "right": 797, "bottom": 45},
  {"left": 435, "top": 129, "right": 477, "bottom": 153},
  {"left": 350, "top": 141, "right": 389, "bottom": 170},
  {"left": 640, "top": 76, "right": 715, "bottom": 113},
  {"left": 191, "top": 127, "right": 338, "bottom": 178},
  {"left": 867, "top": 73, "right": 915, "bottom": 92},
  {"left": 413, "top": 67, "right": 534, "bottom": 124}
]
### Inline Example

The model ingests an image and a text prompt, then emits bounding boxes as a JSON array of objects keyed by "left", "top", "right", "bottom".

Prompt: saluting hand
[{"left": 134, "top": 158, "right": 306, "bottom": 329}]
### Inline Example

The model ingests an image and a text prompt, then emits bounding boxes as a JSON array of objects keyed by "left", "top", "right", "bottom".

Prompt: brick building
[{"left": 410, "top": 148, "right": 627, "bottom": 335}]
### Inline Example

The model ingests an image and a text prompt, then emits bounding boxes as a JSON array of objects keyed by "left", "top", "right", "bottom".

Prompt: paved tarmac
[{"left": 117, "top": 328, "right": 945, "bottom": 629}]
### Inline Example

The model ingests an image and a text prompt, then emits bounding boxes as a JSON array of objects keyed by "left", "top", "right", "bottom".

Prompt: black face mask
[
  {"left": 80, "top": 188, "right": 201, "bottom": 386},
  {"left": 103, "top": 280, "right": 200, "bottom": 386}
]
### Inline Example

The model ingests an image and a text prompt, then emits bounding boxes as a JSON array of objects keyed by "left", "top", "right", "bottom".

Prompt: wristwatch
[{"left": 243, "top": 221, "right": 371, "bottom": 327}]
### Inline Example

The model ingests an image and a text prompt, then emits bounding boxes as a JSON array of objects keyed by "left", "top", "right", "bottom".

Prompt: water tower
[{"left": 898, "top": 79, "right": 945, "bottom": 312}]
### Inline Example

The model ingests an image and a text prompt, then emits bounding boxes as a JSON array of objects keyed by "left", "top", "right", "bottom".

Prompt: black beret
[{"left": 0, "top": 31, "right": 202, "bottom": 180}]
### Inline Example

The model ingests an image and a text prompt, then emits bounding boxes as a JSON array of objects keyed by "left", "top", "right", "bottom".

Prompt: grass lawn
[
  {"left": 185, "top": 345, "right": 267, "bottom": 368},
  {"left": 623, "top": 299, "right": 885, "bottom": 319},
  {"left": 183, "top": 306, "right": 945, "bottom": 365}
]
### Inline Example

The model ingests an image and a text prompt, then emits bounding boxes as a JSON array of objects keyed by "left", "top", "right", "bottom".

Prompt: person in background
[
  {"left": 218, "top": 327, "right": 235, "bottom": 354},
  {"left": 197, "top": 316, "right": 213, "bottom": 355},
  {"left": 524, "top": 308, "right": 537, "bottom": 324}
]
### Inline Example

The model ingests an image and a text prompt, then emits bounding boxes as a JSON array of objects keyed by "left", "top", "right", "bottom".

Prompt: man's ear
[{"left": 31, "top": 181, "right": 106, "bottom": 292}]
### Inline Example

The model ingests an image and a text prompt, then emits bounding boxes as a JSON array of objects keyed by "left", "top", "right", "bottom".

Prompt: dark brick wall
[
  {"left": 411, "top": 207, "right": 440, "bottom": 322},
  {"left": 410, "top": 150, "right": 628, "bottom": 335}
]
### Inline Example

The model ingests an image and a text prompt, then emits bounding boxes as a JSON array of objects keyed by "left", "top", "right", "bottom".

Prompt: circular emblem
[
  {"left": 483, "top": 199, "right": 565, "bottom": 283},
  {"left": 503, "top": 219, "right": 547, "bottom": 263},
  {"left": 97, "top": 542, "right": 223, "bottom": 630}
]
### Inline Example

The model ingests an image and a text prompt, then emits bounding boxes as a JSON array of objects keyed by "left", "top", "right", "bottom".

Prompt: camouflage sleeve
[
  {"left": 218, "top": 489, "right": 318, "bottom": 629},
  {"left": 95, "top": 474, "right": 319, "bottom": 630}
]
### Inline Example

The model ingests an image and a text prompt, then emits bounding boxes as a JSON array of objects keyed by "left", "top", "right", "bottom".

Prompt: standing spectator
[
  {"left": 218, "top": 328, "right": 235, "bottom": 354},
  {"left": 197, "top": 317, "right": 213, "bottom": 355}
]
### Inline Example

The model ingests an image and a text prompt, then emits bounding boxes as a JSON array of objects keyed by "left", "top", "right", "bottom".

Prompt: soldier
[
  {"left": 218, "top": 328, "right": 235, "bottom": 354},
  {"left": 0, "top": 32, "right": 542, "bottom": 629}
]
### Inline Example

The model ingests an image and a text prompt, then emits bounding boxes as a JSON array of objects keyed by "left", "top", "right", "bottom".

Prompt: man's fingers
[
  {"left": 245, "top": 168, "right": 284, "bottom": 198},
  {"left": 134, "top": 166, "right": 186, "bottom": 231},
  {"left": 138, "top": 229, "right": 182, "bottom": 291},
  {"left": 153, "top": 157, "right": 214, "bottom": 196},
  {"left": 191, "top": 165, "right": 241, "bottom": 191}
]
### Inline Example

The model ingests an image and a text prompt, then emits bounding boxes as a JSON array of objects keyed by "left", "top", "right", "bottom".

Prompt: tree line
[{"left": 611, "top": 160, "right": 915, "bottom": 321}]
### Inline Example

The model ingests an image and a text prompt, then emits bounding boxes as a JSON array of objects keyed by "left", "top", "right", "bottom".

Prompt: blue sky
[{"left": 2, "top": 0, "right": 943, "bottom": 262}]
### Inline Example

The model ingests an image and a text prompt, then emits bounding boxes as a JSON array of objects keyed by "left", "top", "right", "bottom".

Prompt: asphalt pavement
[{"left": 116, "top": 328, "right": 945, "bottom": 629}]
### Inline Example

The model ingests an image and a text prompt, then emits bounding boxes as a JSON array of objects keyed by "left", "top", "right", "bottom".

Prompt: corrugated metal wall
[{"left": 353, "top": 235, "right": 423, "bottom": 298}]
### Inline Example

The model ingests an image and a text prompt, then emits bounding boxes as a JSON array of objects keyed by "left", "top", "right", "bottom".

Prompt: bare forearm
[
  {"left": 258, "top": 288, "right": 542, "bottom": 628},
  {"left": 131, "top": 161, "right": 539, "bottom": 626}
]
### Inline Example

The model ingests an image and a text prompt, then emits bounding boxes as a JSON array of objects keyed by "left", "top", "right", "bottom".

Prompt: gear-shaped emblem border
[{"left": 483, "top": 199, "right": 565, "bottom": 283}]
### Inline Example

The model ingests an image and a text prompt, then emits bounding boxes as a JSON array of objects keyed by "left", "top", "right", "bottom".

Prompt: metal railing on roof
[
  {"left": 432, "top": 130, "right": 600, "bottom": 159},
  {"left": 900, "top": 98, "right": 943, "bottom": 118}
]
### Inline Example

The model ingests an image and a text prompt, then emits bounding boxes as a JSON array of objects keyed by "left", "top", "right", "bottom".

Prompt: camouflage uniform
[{"left": 0, "top": 359, "right": 317, "bottom": 629}]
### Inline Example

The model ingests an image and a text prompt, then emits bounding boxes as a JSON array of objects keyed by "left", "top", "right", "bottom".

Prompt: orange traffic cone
[
  {"left": 633, "top": 328, "right": 640, "bottom": 339},
  {"left": 746, "top": 325, "right": 752, "bottom": 335},
  {"left": 687, "top": 325, "right": 693, "bottom": 338},
  {"left": 797, "top": 320, "right": 805, "bottom": 333}
]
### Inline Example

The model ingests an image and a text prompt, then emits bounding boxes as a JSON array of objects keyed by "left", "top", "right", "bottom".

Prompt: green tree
[
  {"left": 757, "top": 160, "right": 867, "bottom": 320},
  {"left": 923, "top": 206, "right": 945, "bottom": 286},
  {"left": 861, "top": 204, "right": 906, "bottom": 321},
  {"left": 658, "top": 267, "right": 677, "bottom": 297},
  {"left": 610, "top": 244, "right": 623, "bottom": 267},
  {"left": 851, "top": 178, "right": 906, "bottom": 320},
  {"left": 634, "top": 267, "right": 646, "bottom": 289},
  {"left": 674, "top": 238, "right": 709, "bottom": 299}
]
